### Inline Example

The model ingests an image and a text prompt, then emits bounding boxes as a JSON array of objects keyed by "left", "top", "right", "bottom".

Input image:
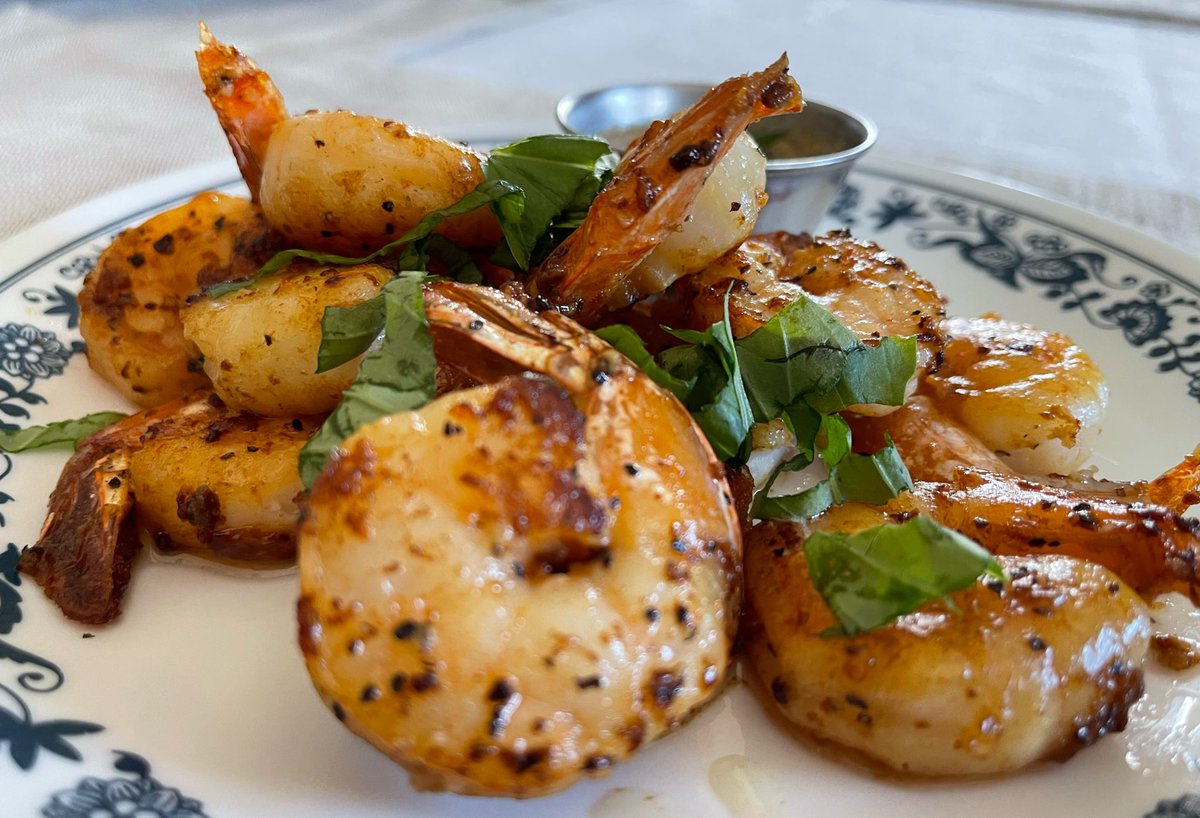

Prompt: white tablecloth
[{"left": 2, "top": 0, "right": 1199, "bottom": 255}]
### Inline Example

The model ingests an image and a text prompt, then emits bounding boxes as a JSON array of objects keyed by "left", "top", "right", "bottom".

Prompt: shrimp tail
[
  {"left": 1145, "top": 443, "right": 1200, "bottom": 513},
  {"left": 20, "top": 439, "right": 138, "bottom": 625},
  {"left": 910, "top": 468, "right": 1200, "bottom": 605},
  {"left": 196, "top": 22, "right": 288, "bottom": 201},
  {"left": 530, "top": 55, "right": 803, "bottom": 323}
]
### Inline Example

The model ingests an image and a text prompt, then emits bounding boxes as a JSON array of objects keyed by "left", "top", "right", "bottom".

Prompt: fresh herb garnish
[
  {"left": 596, "top": 290, "right": 916, "bottom": 466},
  {"left": 751, "top": 438, "right": 913, "bottom": 521},
  {"left": 209, "top": 135, "right": 617, "bottom": 301},
  {"left": 596, "top": 298, "right": 756, "bottom": 462},
  {"left": 484, "top": 135, "right": 617, "bottom": 270},
  {"left": 207, "top": 181, "right": 522, "bottom": 299},
  {"left": 298, "top": 273, "right": 436, "bottom": 487},
  {"left": 804, "top": 516, "right": 1006, "bottom": 636},
  {"left": 0, "top": 412, "right": 128, "bottom": 452},
  {"left": 315, "top": 296, "right": 386, "bottom": 374}
]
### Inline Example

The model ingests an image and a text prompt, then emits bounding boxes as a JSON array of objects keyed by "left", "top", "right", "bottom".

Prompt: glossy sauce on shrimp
[
  {"left": 744, "top": 510, "right": 1150, "bottom": 776},
  {"left": 298, "top": 282, "right": 741, "bottom": 796}
]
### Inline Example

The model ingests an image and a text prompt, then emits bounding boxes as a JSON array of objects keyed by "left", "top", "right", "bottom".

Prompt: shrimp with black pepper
[
  {"left": 297, "top": 281, "right": 742, "bottom": 797},
  {"left": 79, "top": 192, "right": 281, "bottom": 407},
  {"left": 20, "top": 392, "right": 319, "bottom": 623},
  {"left": 743, "top": 506, "right": 1150, "bottom": 776},
  {"left": 198, "top": 23, "right": 502, "bottom": 256}
]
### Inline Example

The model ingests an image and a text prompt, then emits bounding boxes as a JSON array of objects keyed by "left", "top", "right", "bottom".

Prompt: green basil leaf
[
  {"left": 208, "top": 180, "right": 521, "bottom": 299},
  {"left": 423, "top": 234, "right": 484, "bottom": 285},
  {"left": 753, "top": 479, "right": 835, "bottom": 521},
  {"left": 315, "top": 295, "right": 386, "bottom": 374},
  {"left": 299, "top": 273, "right": 436, "bottom": 487},
  {"left": 690, "top": 297, "right": 753, "bottom": 462},
  {"left": 807, "top": 336, "right": 917, "bottom": 414},
  {"left": 804, "top": 516, "right": 1006, "bottom": 637},
  {"left": 752, "top": 438, "right": 912, "bottom": 522},
  {"left": 816, "top": 413, "right": 852, "bottom": 468},
  {"left": 593, "top": 325, "right": 692, "bottom": 400},
  {"left": 0, "top": 412, "right": 128, "bottom": 452},
  {"left": 829, "top": 441, "right": 913, "bottom": 505},
  {"left": 781, "top": 401, "right": 822, "bottom": 460},
  {"left": 484, "top": 135, "right": 618, "bottom": 270},
  {"left": 734, "top": 295, "right": 860, "bottom": 421}
]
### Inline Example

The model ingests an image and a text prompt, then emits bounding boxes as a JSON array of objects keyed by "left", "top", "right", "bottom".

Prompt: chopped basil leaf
[
  {"left": 828, "top": 441, "right": 913, "bottom": 505},
  {"left": 593, "top": 325, "right": 691, "bottom": 400},
  {"left": 207, "top": 180, "right": 521, "bottom": 298},
  {"left": 735, "top": 295, "right": 915, "bottom": 420},
  {"left": 666, "top": 296, "right": 753, "bottom": 462},
  {"left": 816, "top": 413, "right": 851, "bottom": 468},
  {"left": 601, "top": 291, "right": 915, "bottom": 468},
  {"left": 298, "top": 273, "right": 436, "bottom": 487},
  {"left": 735, "top": 296, "right": 859, "bottom": 420},
  {"left": 752, "top": 438, "right": 913, "bottom": 521},
  {"left": 484, "top": 135, "right": 617, "bottom": 270},
  {"left": 806, "top": 336, "right": 917, "bottom": 414},
  {"left": 316, "top": 295, "right": 386, "bottom": 374},
  {"left": 804, "top": 516, "right": 1006, "bottom": 637},
  {"left": 0, "top": 412, "right": 128, "bottom": 452},
  {"left": 423, "top": 234, "right": 484, "bottom": 285}
]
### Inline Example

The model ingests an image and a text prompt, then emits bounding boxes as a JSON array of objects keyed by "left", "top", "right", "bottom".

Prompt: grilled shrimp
[
  {"left": 198, "top": 24, "right": 501, "bottom": 256},
  {"left": 743, "top": 510, "right": 1150, "bottom": 776},
  {"left": 529, "top": 55, "right": 802, "bottom": 323},
  {"left": 182, "top": 262, "right": 390, "bottom": 416},
  {"left": 297, "top": 281, "right": 741, "bottom": 797},
  {"left": 849, "top": 396, "right": 1014, "bottom": 483},
  {"left": 905, "top": 466, "right": 1200, "bottom": 604},
  {"left": 683, "top": 231, "right": 947, "bottom": 367},
  {"left": 20, "top": 393, "right": 317, "bottom": 624},
  {"left": 922, "top": 314, "right": 1108, "bottom": 476},
  {"left": 79, "top": 192, "right": 280, "bottom": 407}
]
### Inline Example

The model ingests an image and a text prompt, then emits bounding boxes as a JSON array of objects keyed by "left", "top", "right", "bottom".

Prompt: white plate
[{"left": 1, "top": 158, "right": 1198, "bottom": 818}]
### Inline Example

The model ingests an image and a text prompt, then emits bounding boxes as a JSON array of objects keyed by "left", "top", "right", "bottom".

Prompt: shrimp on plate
[
  {"left": 181, "top": 261, "right": 391, "bottom": 416},
  {"left": 79, "top": 192, "right": 281, "bottom": 407},
  {"left": 197, "top": 22, "right": 502, "bottom": 256},
  {"left": 741, "top": 443, "right": 1200, "bottom": 775},
  {"left": 744, "top": 507, "right": 1151, "bottom": 776},
  {"left": 20, "top": 392, "right": 319, "bottom": 623},
  {"left": 298, "top": 281, "right": 742, "bottom": 797},
  {"left": 527, "top": 56, "right": 803, "bottom": 323}
]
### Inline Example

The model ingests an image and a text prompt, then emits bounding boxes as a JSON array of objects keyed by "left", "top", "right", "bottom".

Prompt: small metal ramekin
[{"left": 556, "top": 82, "right": 877, "bottom": 233}]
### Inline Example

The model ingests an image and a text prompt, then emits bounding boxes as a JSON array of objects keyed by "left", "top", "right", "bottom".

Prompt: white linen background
[{"left": 1, "top": 0, "right": 1199, "bottom": 255}]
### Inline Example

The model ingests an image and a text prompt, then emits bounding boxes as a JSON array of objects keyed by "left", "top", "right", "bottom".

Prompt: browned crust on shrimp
[
  {"left": 78, "top": 192, "right": 282, "bottom": 408},
  {"left": 20, "top": 443, "right": 138, "bottom": 625},
  {"left": 908, "top": 468, "right": 1200, "bottom": 604},
  {"left": 531, "top": 55, "right": 803, "bottom": 323}
]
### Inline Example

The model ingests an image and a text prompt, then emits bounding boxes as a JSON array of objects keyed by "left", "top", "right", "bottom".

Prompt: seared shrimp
[
  {"left": 849, "top": 395, "right": 1014, "bottom": 483},
  {"left": 79, "top": 192, "right": 280, "bottom": 407},
  {"left": 744, "top": 511, "right": 1150, "bottom": 775},
  {"left": 198, "top": 24, "right": 501, "bottom": 256},
  {"left": 297, "top": 281, "right": 741, "bottom": 797},
  {"left": 906, "top": 466, "right": 1200, "bottom": 604},
  {"left": 922, "top": 315, "right": 1108, "bottom": 476},
  {"left": 182, "top": 262, "right": 390, "bottom": 416},
  {"left": 683, "top": 230, "right": 947, "bottom": 370},
  {"left": 529, "top": 56, "right": 802, "bottom": 323},
  {"left": 21, "top": 393, "right": 317, "bottom": 623}
]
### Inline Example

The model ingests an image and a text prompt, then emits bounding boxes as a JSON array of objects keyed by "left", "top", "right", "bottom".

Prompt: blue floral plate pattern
[{"left": 0, "top": 159, "right": 1197, "bottom": 817}]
